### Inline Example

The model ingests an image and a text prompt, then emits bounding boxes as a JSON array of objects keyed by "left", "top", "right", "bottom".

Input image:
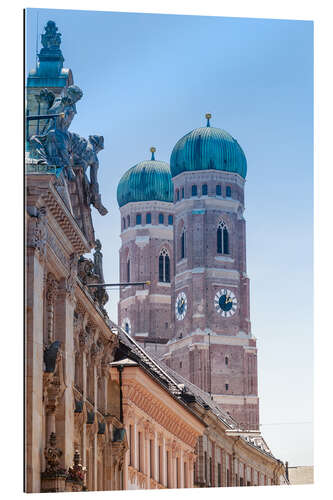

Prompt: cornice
[{"left": 26, "top": 174, "right": 91, "bottom": 254}]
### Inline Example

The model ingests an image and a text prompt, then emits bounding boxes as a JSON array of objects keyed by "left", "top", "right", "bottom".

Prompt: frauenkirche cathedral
[{"left": 117, "top": 116, "right": 258, "bottom": 431}]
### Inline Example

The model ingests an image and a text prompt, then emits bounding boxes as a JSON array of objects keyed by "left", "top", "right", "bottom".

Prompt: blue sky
[{"left": 26, "top": 8, "right": 313, "bottom": 466}]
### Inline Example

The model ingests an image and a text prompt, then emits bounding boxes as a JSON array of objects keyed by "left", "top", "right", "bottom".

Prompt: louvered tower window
[
  {"left": 159, "top": 248, "right": 170, "bottom": 282},
  {"left": 217, "top": 220, "right": 229, "bottom": 255}
]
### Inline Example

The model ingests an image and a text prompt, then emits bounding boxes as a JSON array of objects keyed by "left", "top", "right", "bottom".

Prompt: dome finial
[
  {"left": 150, "top": 146, "right": 156, "bottom": 160},
  {"left": 205, "top": 113, "right": 212, "bottom": 127}
]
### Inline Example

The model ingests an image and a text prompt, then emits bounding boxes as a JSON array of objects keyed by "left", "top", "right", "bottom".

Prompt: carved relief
[
  {"left": 43, "top": 343, "right": 66, "bottom": 415},
  {"left": 66, "top": 253, "right": 78, "bottom": 302},
  {"left": 27, "top": 206, "right": 47, "bottom": 260}
]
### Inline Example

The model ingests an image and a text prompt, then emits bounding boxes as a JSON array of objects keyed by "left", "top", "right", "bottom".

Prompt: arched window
[
  {"left": 122, "top": 217, "right": 126, "bottom": 230},
  {"left": 127, "top": 259, "right": 130, "bottom": 282},
  {"left": 225, "top": 356, "right": 229, "bottom": 366},
  {"left": 217, "top": 220, "right": 230, "bottom": 255},
  {"left": 180, "top": 229, "right": 186, "bottom": 260},
  {"left": 216, "top": 184, "right": 222, "bottom": 196},
  {"left": 127, "top": 215, "right": 130, "bottom": 226},
  {"left": 158, "top": 213, "right": 164, "bottom": 224},
  {"left": 136, "top": 213, "right": 142, "bottom": 225},
  {"left": 168, "top": 215, "right": 173, "bottom": 225},
  {"left": 226, "top": 185, "right": 231, "bottom": 197},
  {"left": 181, "top": 187, "right": 184, "bottom": 199},
  {"left": 202, "top": 184, "right": 208, "bottom": 196},
  {"left": 176, "top": 189, "right": 179, "bottom": 201},
  {"left": 191, "top": 185, "right": 197, "bottom": 196},
  {"left": 159, "top": 248, "right": 170, "bottom": 282},
  {"left": 146, "top": 212, "right": 151, "bottom": 224}
]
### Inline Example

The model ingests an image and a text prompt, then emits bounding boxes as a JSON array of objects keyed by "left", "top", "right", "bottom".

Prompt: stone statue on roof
[
  {"left": 70, "top": 133, "right": 108, "bottom": 215},
  {"left": 41, "top": 20, "right": 62, "bottom": 50},
  {"left": 29, "top": 84, "right": 83, "bottom": 181}
]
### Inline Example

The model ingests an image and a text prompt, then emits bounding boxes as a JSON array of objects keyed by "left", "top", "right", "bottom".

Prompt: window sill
[{"left": 215, "top": 255, "right": 234, "bottom": 263}]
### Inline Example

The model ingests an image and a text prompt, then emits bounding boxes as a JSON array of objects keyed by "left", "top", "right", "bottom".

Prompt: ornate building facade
[{"left": 25, "top": 19, "right": 288, "bottom": 494}]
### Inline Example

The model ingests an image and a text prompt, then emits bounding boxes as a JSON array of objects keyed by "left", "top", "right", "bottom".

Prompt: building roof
[
  {"left": 116, "top": 149, "right": 173, "bottom": 208},
  {"left": 111, "top": 324, "right": 278, "bottom": 461},
  {"left": 170, "top": 116, "right": 247, "bottom": 179}
]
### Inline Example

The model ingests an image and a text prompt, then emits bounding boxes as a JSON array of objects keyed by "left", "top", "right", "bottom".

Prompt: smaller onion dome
[
  {"left": 170, "top": 114, "right": 247, "bottom": 179},
  {"left": 117, "top": 148, "right": 173, "bottom": 208}
]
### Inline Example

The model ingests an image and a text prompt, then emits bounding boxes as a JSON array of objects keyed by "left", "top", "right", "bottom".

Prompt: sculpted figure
[
  {"left": 70, "top": 133, "right": 108, "bottom": 215},
  {"left": 29, "top": 85, "right": 83, "bottom": 180},
  {"left": 93, "top": 239, "right": 104, "bottom": 283}
]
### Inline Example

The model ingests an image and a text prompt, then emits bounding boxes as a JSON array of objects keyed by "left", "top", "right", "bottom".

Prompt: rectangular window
[
  {"left": 158, "top": 445, "right": 161, "bottom": 484},
  {"left": 176, "top": 457, "right": 179, "bottom": 488},
  {"left": 136, "top": 213, "right": 142, "bottom": 225},
  {"left": 129, "top": 424, "right": 132, "bottom": 466},
  {"left": 127, "top": 260, "right": 130, "bottom": 282},
  {"left": 181, "top": 231, "right": 186, "bottom": 259},
  {"left": 240, "top": 477, "right": 244, "bottom": 486},
  {"left": 191, "top": 184, "right": 197, "bottom": 196},
  {"left": 168, "top": 214, "right": 173, "bottom": 225},
  {"left": 159, "top": 213, "right": 164, "bottom": 224},
  {"left": 216, "top": 184, "right": 222, "bottom": 196},
  {"left": 217, "top": 463, "right": 221, "bottom": 487},
  {"left": 227, "top": 468, "right": 230, "bottom": 487},
  {"left": 225, "top": 383, "right": 229, "bottom": 391},
  {"left": 202, "top": 184, "right": 208, "bottom": 195},
  {"left": 181, "top": 187, "right": 184, "bottom": 198},
  {"left": 150, "top": 439, "right": 153, "bottom": 478},
  {"left": 166, "top": 451, "right": 170, "bottom": 488},
  {"left": 138, "top": 431, "right": 142, "bottom": 472},
  {"left": 146, "top": 212, "right": 151, "bottom": 224},
  {"left": 226, "top": 185, "right": 231, "bottom": 197}
]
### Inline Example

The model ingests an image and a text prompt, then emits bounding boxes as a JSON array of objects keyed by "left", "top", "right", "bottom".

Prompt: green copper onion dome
[
  {"left": 117, "top": 148, "right": 173, "bottom": 208},
  {"left": 170, "top": 114, "right": 247, "bottom": 179}
]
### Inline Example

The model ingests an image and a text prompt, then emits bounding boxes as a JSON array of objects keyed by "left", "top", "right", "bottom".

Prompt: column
[
  {"left": 153, "top": 430, "right": 158, "bottom": 483},
  {"left": 179, "top": 448, "right": 184, "bottom": 488},
  {"left": 54, "top": 279, "right": 75, "bottom": 469},
  {"left": 25, "top": 247, "right": 45, "bottom": 493}
]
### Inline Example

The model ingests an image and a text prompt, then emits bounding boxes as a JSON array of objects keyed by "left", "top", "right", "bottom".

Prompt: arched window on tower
[
  {"left": 159, "top": 213, "right": 164, "bottom": 224},
  {"left": 122, "top": 217, "right": 126, "bottom": 230},
  {"left": 217, "top": 220, "right": 230, "bottom": 255},
  {"left": 181, "top": 187, "right": 184, "bottom": 199},
  {"left": 146, "top": 212, "right": 151, "bottom": 224},
  {"left": 216, "top": 184, "right": 222, "bottom": 196},
  {"left": 176, "top": 189, "right": 179, "bottom": 201},
  {"left": 127, "top": 259, "right": 130, "bottom": 282},
  {"left": 180, "top": 228, "right": 186, "bottom": 260},
  {"left": 191, "top": 185, "right": 197, "bottom": 196},
  {"left": 159, "top": 248, "right": 170, "bottom": 283},
  {"left": 127, "top": 215, "right": 130, "bottom": 226},
  {"left": 168, "top": 215, "right": 173, "bottom": 225},
  {"left": 226, "top": 186, "right": 232, "bottom": 197},
  {"left": 136, "top": 213, "right": 142, "bottom": 225},
  {"left": 202, "top": 184, "right": 208, "bottom": 196}
]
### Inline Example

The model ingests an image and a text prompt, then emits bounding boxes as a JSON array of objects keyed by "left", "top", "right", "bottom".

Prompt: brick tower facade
[
  {"left": 163, "top": 116, "right": 260, "bottom": 430},
  {"left": 117, "top": 149, "right": 174, "bottom": 347}
]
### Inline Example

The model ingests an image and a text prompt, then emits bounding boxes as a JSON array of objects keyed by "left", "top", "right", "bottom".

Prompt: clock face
[
  {"left": 175, "top": 292, "right": 187, "bottom": 320},
  {"left": 214, "top": 289, "right": 238, "bottom": 317}
]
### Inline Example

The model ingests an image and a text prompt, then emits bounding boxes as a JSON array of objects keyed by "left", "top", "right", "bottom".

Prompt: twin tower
[{"left": 116, "top": 115, "right": 259, "bottom": 430}]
